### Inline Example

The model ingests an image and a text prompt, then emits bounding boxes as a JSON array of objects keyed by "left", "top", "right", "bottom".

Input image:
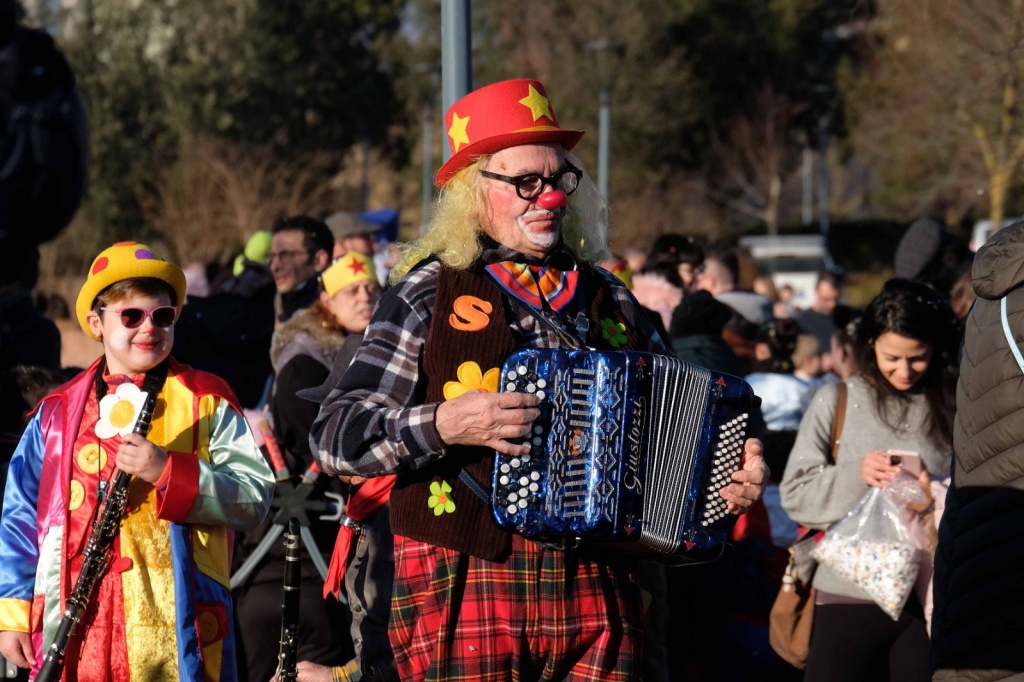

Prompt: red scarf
[{"left": 322, "top": 475, "right": 396, "bottom": 600}]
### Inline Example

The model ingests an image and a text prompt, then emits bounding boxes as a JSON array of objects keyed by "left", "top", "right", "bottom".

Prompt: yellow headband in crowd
[{"left": 321, "top": 251, "right": 377, "bottom": 297}]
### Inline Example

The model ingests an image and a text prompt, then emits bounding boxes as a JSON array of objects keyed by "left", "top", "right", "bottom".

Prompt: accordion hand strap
[{"left": 458, "top": 469, "right": 491, "bottom": 504}]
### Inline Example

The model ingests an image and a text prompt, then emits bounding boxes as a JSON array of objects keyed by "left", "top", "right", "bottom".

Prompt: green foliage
[
  {"left": 667, "top": 0, "right": 863, "bottom": 166},
  {"left": 55, "top": 0, "right": 410, "bottom": 253},
  {"left": 222, "top": 0, "right": 407, "bottom": 157}
]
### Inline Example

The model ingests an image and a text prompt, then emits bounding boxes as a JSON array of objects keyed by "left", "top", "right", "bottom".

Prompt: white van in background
[
  {"left": 737, "top": 234, "right": 837, "bottom": 310},
  {"left": 970, "top": 217, "right": 1021, "bottom": 252}
]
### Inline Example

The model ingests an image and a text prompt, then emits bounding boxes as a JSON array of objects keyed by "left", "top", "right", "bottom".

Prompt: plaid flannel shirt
[{"left": 309, "top": 243, "right": 667, "bottom": 479}]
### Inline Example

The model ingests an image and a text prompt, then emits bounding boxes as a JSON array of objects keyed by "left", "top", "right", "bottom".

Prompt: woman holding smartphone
[{"left": 780, "top": 278, "right": 960, "bottom": 682}]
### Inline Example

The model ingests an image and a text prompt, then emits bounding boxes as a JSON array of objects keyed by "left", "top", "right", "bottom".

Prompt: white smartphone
[{"left": 887, "top": 449, "right": 924, "bottom": 477}]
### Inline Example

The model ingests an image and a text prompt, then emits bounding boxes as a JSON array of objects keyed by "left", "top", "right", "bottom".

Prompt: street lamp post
[
  {"left": 413, "top": 63, "right": 441, "bottom": 230},
  {"left": 585, "top": 40, "right": 625, "bottom": 237},
  {"left": 441, "top": 0, "right": 471, "bottom": 162},
  {"left": 598, "top": 84, "right": 612, "bottom": 201}
]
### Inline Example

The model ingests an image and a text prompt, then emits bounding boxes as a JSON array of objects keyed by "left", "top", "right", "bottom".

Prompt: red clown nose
[{"left": 537, "top": 190, "right": 567, "bottom": 210}]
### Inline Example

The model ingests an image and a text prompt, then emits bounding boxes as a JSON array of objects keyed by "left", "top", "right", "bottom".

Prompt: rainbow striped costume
[{"left": 0, "top": 358, "right": 274, "bottom": 681}]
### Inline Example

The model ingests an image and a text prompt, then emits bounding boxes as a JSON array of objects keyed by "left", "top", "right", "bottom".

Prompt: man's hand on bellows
[
  {"left": 721, "top": 438, "right": 769, "bottom": 515},
  {"left": 435, "top": 390, "right": 541, "bottom": 456}
]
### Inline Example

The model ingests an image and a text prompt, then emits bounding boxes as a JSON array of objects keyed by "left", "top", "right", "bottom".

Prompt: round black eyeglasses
[{"left": 479, "top": 162, "right": 583, "bottom": 200}]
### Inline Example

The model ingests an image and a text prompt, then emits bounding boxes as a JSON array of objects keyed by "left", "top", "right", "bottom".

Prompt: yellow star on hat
[
  {"left": 434, "top": 78, "right": 584, "bottom": 187},
  {"left": 519, "top": 84, "right": 553, "bottom": 122},
  {"left": 321, "top": 251, "right": 378, "bottom": 297},
  {"left": 448, "top": 112, "right": 471, "bottom": 152}
]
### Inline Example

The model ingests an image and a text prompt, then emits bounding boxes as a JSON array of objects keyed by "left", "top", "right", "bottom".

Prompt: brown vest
[{"left": 389, "top": 262, "right": 643, "bottom": 560}]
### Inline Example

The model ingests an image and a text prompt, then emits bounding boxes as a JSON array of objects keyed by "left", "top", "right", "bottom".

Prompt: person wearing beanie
[
  {"left": 233, "top": 251, "right": 388, "bottom": 682},
  {"left": 669, "top": 290, "right": 746, "bottom": 378},
  {"left": 307, "top": 78, "right": 768, "bottom": 682},
  {"left": 0, "top": 241, "right": 275, "bottom": 681},
  {"left": 893, "top": 217, "right": 971, "bottom": 298},
  {"left": 324, "top": 211, "right": 381, "bottom": 260},
  {"left": 231, "top": 229, "right": 272, "bottom": 278},
  {"left": 631, "top": 234, "right": 705, "bottom": 332}
]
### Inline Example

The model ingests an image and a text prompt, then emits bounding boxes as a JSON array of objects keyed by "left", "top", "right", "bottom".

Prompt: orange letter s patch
[{"left": 449, "top": 296, "right": 492, "bottom": 331}]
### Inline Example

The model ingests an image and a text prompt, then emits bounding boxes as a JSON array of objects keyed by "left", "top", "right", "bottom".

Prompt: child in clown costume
[{"left": 0, "top": 242, "right": 275, "bottom": 681}]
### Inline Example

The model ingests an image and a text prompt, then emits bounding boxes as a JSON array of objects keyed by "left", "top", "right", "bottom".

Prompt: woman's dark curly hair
[{"left": 854, "top": 278, "right": 961, "bottom": 450}]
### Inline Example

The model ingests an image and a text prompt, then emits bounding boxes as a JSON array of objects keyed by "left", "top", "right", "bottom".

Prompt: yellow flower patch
[{"left": 443, "top": 361, "right": 500, "bottom": 401}]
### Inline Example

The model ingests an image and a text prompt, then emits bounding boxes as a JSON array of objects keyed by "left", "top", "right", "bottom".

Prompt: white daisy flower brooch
[{"left": 96, "top": 383, "right": 150, "bottom": 440}]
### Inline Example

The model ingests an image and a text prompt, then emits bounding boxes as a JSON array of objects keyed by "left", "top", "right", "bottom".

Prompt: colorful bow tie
[{"left": 485, "top": 261, "right": 580, "bottom": 311}]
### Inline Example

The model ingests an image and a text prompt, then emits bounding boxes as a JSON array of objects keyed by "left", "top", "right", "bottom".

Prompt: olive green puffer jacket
[{"left": 932, "top": 220, "right": 1024, "bottom": 681}]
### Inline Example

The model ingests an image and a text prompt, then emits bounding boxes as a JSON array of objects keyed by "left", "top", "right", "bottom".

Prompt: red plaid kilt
[{"left": 389, "top": 533, "right": 644, "bottom": 681}]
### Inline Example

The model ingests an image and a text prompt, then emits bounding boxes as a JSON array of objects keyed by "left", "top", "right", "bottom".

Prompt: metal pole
[
  {"left": 441, "top": 0, "right": 471, "bottom": 163},
  {"left": 360, "top": 136, "right": 370, "bottom": 212},
  {"left": 817, "top": 118, "right": 830, "bottom": 240},
  {"left": 802, "top": 146, "right": 813, "bottom": 225},
  {"left": 421, "top": 96, "right": 434, "bottom": 225},
  {"left": 598, "top": 85, "right": 611, "bottom": 201}
]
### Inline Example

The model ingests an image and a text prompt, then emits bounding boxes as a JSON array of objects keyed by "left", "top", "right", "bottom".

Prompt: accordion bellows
[{"left": 492, "top": 348, "right": 761, "bottom": 564}]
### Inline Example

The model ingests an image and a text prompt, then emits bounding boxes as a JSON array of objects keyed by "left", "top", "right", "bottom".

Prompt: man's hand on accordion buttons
[
  {"left": 721, "top": 437, "right": 769, "bottom": 515},
  {"left": 435, "top": 390, "right": 541, "bottom": 456}
]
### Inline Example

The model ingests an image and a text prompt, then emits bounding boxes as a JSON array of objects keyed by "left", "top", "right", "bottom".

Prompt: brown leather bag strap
[{"left": 828, "top": 381, "right": 847, "bottom": 465}]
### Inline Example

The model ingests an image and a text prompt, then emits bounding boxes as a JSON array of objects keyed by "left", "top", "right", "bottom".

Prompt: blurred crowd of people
[
  {"left": 0, "top": 71, "right": 1014, "bottom": 682},
  {"left": 0, "top": 202, "right": 983, "bottom": 681}
]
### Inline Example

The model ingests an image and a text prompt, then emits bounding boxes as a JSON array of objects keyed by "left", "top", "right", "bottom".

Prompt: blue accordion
[{"left": 491, "top": 348, "right": 760, "bottom": 563}]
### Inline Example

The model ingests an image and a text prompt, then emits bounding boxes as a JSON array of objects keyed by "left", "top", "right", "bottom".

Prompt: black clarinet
[
  {"left": 275, "top": 517, "right": 301, "bottom": 682},
  {"left": 36, "top": 387, "right": 159, "bottom": 682}
]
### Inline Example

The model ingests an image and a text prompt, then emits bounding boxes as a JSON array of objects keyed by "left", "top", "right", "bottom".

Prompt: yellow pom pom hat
[
  {"left": 321, "top": 251, "right": 377, "bottom": 298},
  {"left": 76, "top": 241, "right": 187, "bottom": 340}
]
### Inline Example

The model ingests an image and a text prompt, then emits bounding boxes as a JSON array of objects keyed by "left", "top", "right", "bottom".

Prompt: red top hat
[{"left": 435, "top": 78, "right": 585, "bottom": 187}]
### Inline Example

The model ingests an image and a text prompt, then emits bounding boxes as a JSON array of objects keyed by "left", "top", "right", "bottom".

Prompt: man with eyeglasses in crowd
[
  {"left": 307, "top": 78, "right": 769, "bottom": 682},
  {"left": 269, "top": 215, "right": 334, "bottom": 323}
]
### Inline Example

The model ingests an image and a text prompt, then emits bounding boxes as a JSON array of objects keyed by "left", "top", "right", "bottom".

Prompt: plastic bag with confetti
[{"left": 812, "top": 473, "right": 927, "bottom": 619}]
